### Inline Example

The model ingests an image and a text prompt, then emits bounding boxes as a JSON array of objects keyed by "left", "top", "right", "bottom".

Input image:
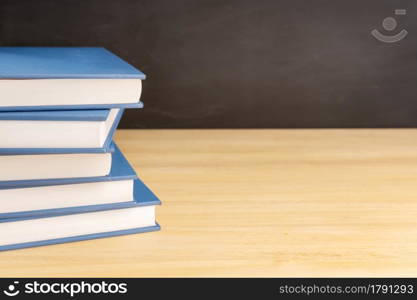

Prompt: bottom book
[{"left": 0, "top": 205, "right": 160, "bottom": 251}]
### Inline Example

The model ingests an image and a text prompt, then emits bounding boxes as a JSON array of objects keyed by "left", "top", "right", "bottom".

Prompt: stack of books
[{"left": 0, "top": 47, "right": 160, "bottom": 251}]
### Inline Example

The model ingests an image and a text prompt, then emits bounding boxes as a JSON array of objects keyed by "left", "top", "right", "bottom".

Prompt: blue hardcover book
[
  {"left": 0, "top": 109, "right": 110, "bottom": 121},
  {"left": 0, "top": 179, "right": 161, "bottom": 251},
  {"left": 0, "top": 178, "right": 159, "bottom": 219},
  {"left": 0, "top": 143, "right": 116, "bottom": 183},
  {"left": 0, "top": 108, "right": 125, "bottom": 154},
  {"left": 0, "top": 223, "right": 161, "bottom": 252},
  {"left": 0, "top": 47, "right": 146, "bottom": 111},
  {"left": 0, "top": 143, "right": 133, "bottom": 189}
]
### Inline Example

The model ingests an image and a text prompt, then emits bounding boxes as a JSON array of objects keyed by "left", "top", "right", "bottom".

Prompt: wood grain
[{"left": 1, "top": 129, "right": 417, "bottom": 277}]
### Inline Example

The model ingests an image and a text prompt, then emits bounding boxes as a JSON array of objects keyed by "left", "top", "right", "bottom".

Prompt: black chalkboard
[{"left": 1, "top": 0, "right": 416, "bottom": 128}]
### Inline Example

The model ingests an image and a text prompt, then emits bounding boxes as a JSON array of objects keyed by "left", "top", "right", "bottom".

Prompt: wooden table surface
[{"left": 1, "top": 129, "right": 417, "bottom": 277}]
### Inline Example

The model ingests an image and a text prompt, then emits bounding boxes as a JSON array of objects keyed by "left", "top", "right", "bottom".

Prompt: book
[
  {"left": 0, "top": 47, "right": 145, "bottom": 110},
  {"left": 0, "top": 144, "right": 119, "bottom": 183},
  {"left": 0, "top": 204, "right": 160, "bottom": 252},
  {"left": 0, "top": 108, "right": 124, "bottom": 150},
  {"left": 0, "top": 177, "right": 160, "bottom": 218},
  {"left": 0, "top": 144, "right": 133, "bottom": 188},
  {"left": 0, "top": 149, "right": 153, "bottom": 218}
]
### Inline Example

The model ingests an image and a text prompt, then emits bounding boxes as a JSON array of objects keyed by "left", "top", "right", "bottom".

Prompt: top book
[{"left": 0, "top": 47, "right": 146, "bottom": 110}]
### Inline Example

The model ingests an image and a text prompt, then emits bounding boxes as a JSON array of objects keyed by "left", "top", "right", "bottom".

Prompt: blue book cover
[
  {"left": 0, "top": 178, "right": 161, "bottom": 251},
  {"left": 0, "top": 224, "right": 160, "bottom": 252},
  {"left": 0, "top": 47, "right": 146, "bottom": 79},
  {"left": 0, "top": 143, "right": 135, "bottom": 189},
  {"left": 0, "top": 47, "right": 146, "bottom": 111},
  {"left": 0, "top": 109, "right": 124, "bottom": 155},
  {"left": 0, "top": 178, "right": 161, "bottom": 219},
  {"left": 0, "top": 109, "right": 111, "bottom": 121},
  {"left": 0, "top": 102, "right": 144, "bottom": 112}
]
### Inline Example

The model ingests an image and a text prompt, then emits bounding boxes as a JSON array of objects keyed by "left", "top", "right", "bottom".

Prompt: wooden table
[{"left": 1, "top": 129, "right": 417, "bottom": 277}]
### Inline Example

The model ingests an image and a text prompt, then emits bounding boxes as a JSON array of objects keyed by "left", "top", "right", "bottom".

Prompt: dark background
[{"left": 1, "top": 0, "right": 416, "bottom": 128}]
